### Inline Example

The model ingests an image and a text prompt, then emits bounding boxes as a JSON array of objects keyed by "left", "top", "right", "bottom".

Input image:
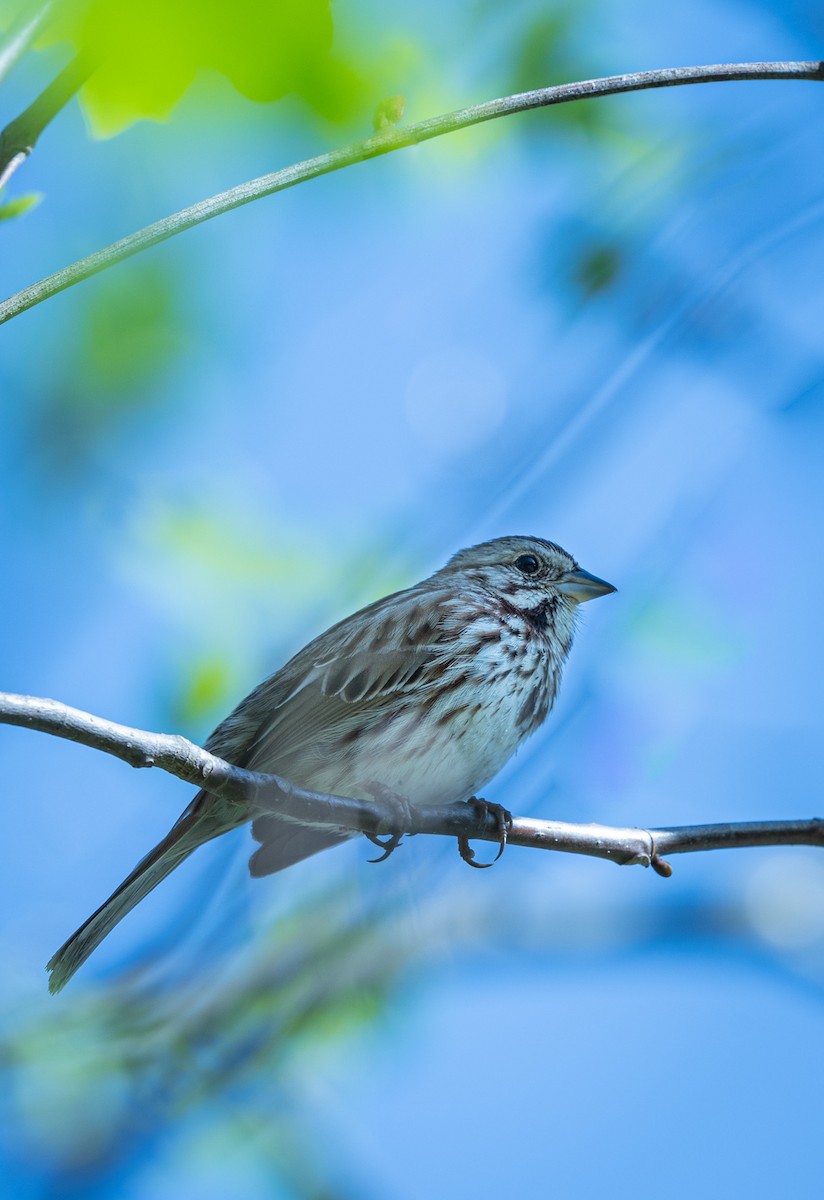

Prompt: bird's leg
[
  {"left": 362, "top": 782, "right": 417, "bottom": 863},
  {"left": 457, "top": 796, "right": 513, "bottom": 869}
]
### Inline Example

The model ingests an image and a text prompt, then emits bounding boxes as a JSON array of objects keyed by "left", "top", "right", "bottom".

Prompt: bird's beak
[{"left": 557, "top": 567, "right": 617, "bottom": 604}]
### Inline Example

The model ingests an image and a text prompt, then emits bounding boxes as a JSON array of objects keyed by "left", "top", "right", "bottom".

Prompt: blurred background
[{"left": 2, "top": 0, "right": 824, "bottom": 1196}]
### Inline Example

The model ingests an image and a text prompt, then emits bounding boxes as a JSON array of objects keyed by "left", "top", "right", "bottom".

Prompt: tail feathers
[
  {"left": 249, "top": 813, "right": 351, "bottom": 876},
  {"left": 47, "top": 796, "right": 224, "bottom": 994}
]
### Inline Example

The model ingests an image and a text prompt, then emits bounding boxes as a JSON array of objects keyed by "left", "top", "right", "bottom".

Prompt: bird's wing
[
  {"left": 242, "top": 637, "right": 455, "bottom": 877},
  {"left": 241, "top": 587, "right": 458, "bottom": 877},
  {"left": 243, "top": 643, "right": 447, "bottom": 772},
  {"left": 204, "top": 582, "right": 455, "bottom": 775}
]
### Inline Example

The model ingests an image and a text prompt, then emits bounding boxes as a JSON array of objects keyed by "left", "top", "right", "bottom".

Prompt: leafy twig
[{"left": 1, "top": 60, "right": 821, "bottom": 324}]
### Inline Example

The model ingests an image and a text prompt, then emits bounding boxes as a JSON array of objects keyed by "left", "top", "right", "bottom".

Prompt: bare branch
[
  {"left": 3, "top": 691, "right": 823, "bottom": 872},
  {"left": 1, "top": 59, "right": 821, "bottom": 324}
]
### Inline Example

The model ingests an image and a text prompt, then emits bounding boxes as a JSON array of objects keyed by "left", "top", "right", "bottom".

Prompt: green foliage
[
  {"left": 151, "top": 507, "right": 288, "bottom": 583},
  {"left": 174, "top": 658, "right": 236, "bottom": 728},
  {"left": 28, "top": 261, "right": 189, "bottom": 474},
  {"left": 79, "top": 261, "right": 187, "bottom": 394},
  {"left": 0, "top": 191, "right": 42, "bottom": 221},
  {"left": 574, "top": 241, "right": 624, "bottom": 296},
  {"left": 2, "top": 879, "right": 423, "bottom": 1192},
  {"left": 36, "top": 0, "right": 368, "bottom": 136}
]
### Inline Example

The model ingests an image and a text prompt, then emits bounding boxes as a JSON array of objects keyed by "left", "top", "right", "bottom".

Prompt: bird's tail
[{"left": 46, "top": 794, "right": 230, "bottom": 994}]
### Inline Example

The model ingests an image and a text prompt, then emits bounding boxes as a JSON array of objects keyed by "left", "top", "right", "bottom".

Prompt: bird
[{"left": 46, "top": 535, "right": 615, "bottom": 992}]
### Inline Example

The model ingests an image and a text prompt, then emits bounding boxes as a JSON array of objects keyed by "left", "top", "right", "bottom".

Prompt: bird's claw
[
  {"left": 364, "top": 830, "right": 404, "bottom": 863},
  {"left": 362, "top": 782, "right": 416, "bottom": 863},
  {"left": 457, "top": 797, "right": 512, "bottom": 869}
]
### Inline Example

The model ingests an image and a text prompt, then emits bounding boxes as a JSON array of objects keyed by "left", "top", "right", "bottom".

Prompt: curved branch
[
  {"left": 3, "top": 691, "right": 823, "bottom": 873},
  {"left": 1, "top": 59, "right": 822, "bottom": 325}
]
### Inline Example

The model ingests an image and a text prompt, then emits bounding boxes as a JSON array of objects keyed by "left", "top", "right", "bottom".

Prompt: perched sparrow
[{"left": 47, "top": 535, "right": 615, "bottom": 992}]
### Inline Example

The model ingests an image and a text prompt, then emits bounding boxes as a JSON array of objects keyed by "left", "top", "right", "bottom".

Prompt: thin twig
[
  {"left": 1, "top": 60, "right": 822, "bottom": 324},
  {"left": 2, "top": 691, "right": 823, "bottom": 872}
]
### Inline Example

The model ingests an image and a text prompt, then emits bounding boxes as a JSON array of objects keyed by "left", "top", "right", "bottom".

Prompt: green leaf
[
  {"left": 0, "top": 191, "right": 43, "bottom": 221},
  {"left": 37, "top": 0, "right": 367, "bottom": 137}
]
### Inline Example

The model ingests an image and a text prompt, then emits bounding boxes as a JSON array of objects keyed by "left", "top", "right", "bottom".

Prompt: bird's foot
[
  {"left": 362, "top": 782, "right": 416, "bottom": 863},
  {"left": 457, "top": 797, "right": 512, "bottom": 869}
]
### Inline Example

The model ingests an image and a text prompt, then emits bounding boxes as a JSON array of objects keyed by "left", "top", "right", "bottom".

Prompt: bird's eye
[{"left": 514, "top": 553, "right": 541, "bottom": 576}]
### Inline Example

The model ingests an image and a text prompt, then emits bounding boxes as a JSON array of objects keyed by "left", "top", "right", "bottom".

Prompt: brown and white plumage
[{"left": 46, "top": 536, "right": 615, "bottom": 992}]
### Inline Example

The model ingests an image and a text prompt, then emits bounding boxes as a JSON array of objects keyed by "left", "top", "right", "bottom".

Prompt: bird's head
[{"left": 441, "top": 535, "right": 616, "bottom": 614}]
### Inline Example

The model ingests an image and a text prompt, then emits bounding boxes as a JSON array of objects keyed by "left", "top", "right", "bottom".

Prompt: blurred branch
[
  {"left": 0, "top": 0, "right": 56, "bottom": 86},
  {"left": 1, "top": 59, "right": 822, "bottom": 324},
  {"left": 0, "top": 48, "right": 95, "bottom": 189},
  {"left": 3, "top": 691, "right": 823, "bottom": 874}
]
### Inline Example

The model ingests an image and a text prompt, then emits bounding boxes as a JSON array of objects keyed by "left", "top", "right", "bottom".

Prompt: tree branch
[
  {"left": 1, "top": 59, "right": 821, "bottom": 325},
  {"left": 0, "top": 49, "right": 95, "bottom": 190},
  {"left": 3, "top": 691, "right": 822, "bottom": 874}
]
